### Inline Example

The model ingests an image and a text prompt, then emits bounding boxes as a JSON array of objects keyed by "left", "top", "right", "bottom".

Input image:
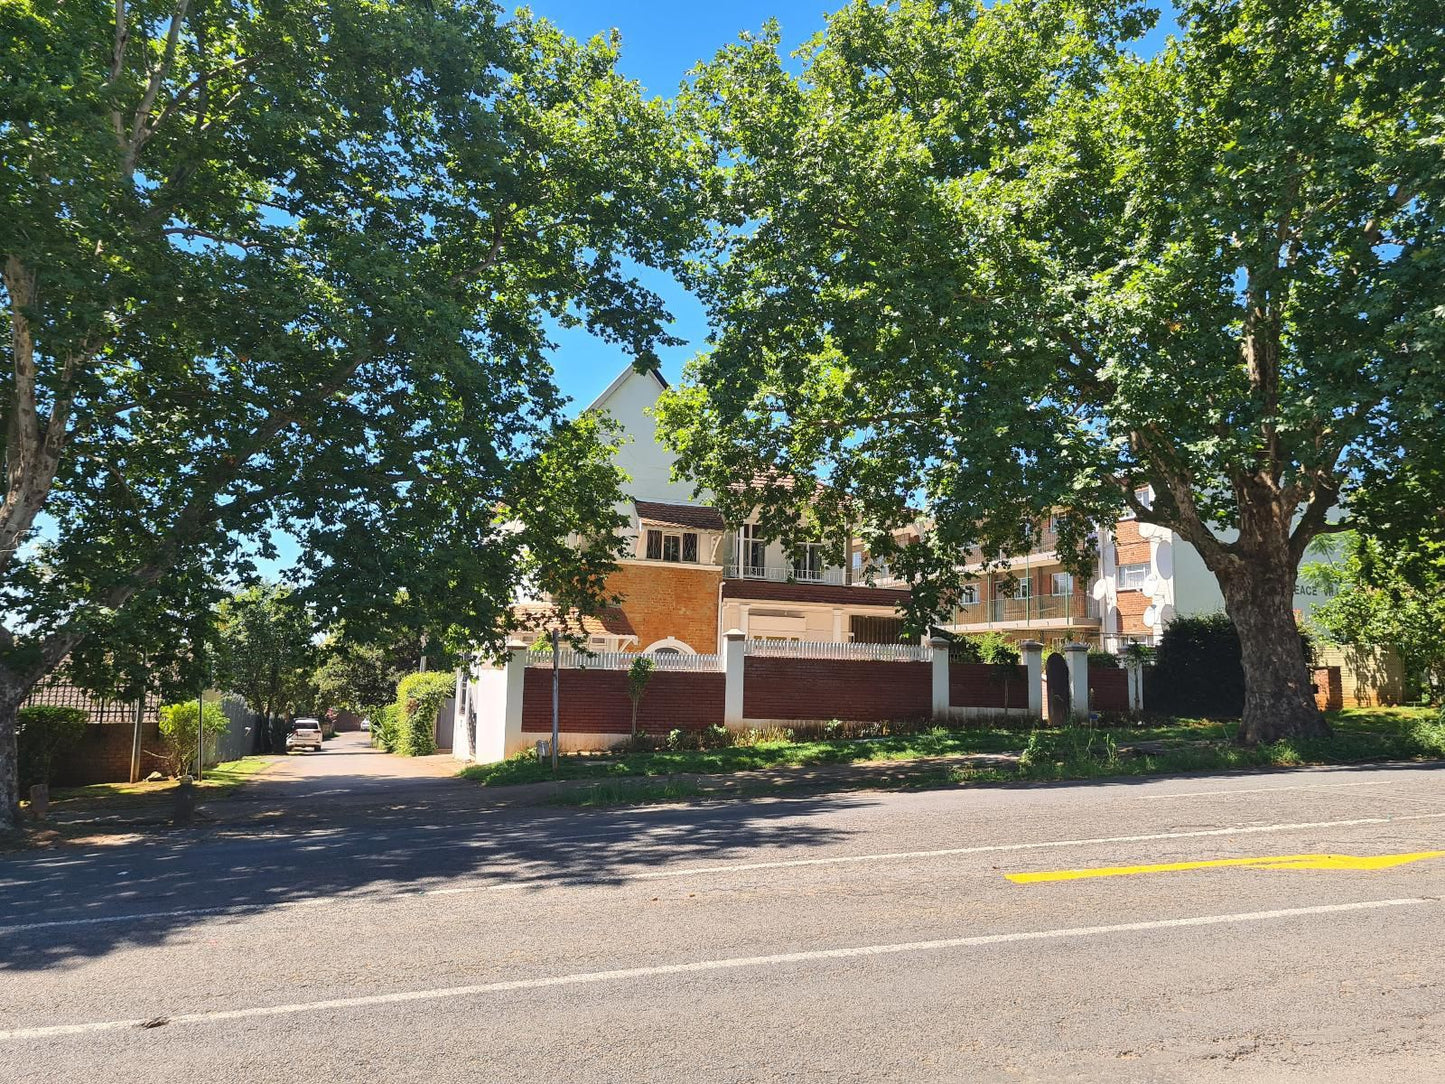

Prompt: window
[
  {"left": 1120, "top": 487, "right": 1153, "bottom": 520},
  {"left": 644, "top": 528, "right": 698, "bottom": 563},
  {"left": 793, "top": 542, "right": 825, "bottom": 582},
  {"left": 1050, "top": 572, "right": 1073, "bottom": 596},
  {"left": 1119, "top": 563, "right": 1149, "bottom": 590},
  {"left": 740, "top": 524, "right": 767, "bottom": 576},
  {"left": 960, "top": 584, "right": 978, "bottom": 605},
  {"left": 1013, "top": 577, "right": 1032, "bottom": 600}
]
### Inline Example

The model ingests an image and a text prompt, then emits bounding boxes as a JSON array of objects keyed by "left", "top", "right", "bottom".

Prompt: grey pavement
[{"left": 4, "top": 731, "right": 1445, "bottom": 1082}]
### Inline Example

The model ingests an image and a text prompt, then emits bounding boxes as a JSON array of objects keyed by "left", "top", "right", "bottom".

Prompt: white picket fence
[
  {"left": 742, "top": 639, "right": 931, "bottom": 663},
  {"left": 526, "top": 650, "right": 722, "bottom": 672}
]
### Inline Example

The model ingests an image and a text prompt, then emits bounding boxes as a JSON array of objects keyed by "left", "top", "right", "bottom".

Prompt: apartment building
[
  {"left": 940, "top": 493, "right": 1340, "bottom": 653},
  {"left": 519, "top": 365, "right": 915, "bottom": 656}
]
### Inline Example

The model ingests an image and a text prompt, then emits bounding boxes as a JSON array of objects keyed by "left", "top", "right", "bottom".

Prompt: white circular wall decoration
[
  {"left": 642, "top": 638, "right": 695, "bottom": 655},
  {"left": 1154, "top": 540, "right": 1174, "bottom": 578}
]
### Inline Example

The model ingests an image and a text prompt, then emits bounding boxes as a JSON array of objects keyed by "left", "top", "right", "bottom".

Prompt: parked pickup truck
[{"left": 286, "top": 719, "right": 324, "bottom": 752}]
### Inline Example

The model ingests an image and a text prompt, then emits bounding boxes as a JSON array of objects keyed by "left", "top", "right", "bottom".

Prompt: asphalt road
[{"left": 4, "top": 733, "right": 1445, "bottom": 1082}]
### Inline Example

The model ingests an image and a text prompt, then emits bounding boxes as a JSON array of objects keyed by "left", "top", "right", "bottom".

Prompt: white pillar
[
  {"left": 723, "top": 628, "right": 746, "bottom": 727},
  {"left": 739, "top": 605, "right": 751, "bottom": 638},
  {"left": 1065, "top": 642, "right": 1090, "bottom": 721},
  {"left": 930, "top": 636, "right": 951, "bottom": 721},
  {"left": 502, "top": 640, "right": 528, "bottom": 757},
  {"left": 1125, "top": 654, "right": 1144, "bottom": 713},
  {"left": 451, "top": 667, "right": 469, "bottom": 762},
  {"left": 832, "top": 608, "right": 844, "bottom": 643},
  {"left": 1020, "top": 640, "right": 1044, "bottom": 719}
]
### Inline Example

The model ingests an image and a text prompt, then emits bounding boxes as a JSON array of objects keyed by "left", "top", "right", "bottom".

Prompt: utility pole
[
  {"left": 195, "top": 683, "right": 204, "bottom": 782},
  {"left": 550, "top": 627, "right": 560, "bottom": 776}
]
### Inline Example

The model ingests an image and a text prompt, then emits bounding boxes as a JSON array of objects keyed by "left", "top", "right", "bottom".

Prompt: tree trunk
[
  {"left": 1220, "top": 561, "right": 1328, "bottom": 744},
  {"left": 0, "top": 695, "right": 21, "bottom": 831}
]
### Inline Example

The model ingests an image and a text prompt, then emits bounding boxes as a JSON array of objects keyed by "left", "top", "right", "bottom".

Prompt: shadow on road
[{"left": 0, "top": 746, "right": 865, "bottom": 972}]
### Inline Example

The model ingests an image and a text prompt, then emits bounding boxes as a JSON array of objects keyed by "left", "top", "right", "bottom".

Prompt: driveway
[{"left": 218, "top": 730, "right": 472, "bottom": 831}]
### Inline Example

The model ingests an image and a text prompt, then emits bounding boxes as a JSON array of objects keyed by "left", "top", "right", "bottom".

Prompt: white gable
[{"left": 588, "top": 365, "right": 707, "bottom": 506}]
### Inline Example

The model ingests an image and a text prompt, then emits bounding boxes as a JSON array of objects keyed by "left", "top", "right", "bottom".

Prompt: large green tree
[
  {"left": 656, "top": 0, "right": 1445, "bottom": 743},
  {"left": 0, "top": 1, "right": 696, "bottom": 824}
]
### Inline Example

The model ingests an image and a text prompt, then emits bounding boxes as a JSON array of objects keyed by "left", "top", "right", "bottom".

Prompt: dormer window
[{"left": 644, "top": 528, "right": 699, "bottom": 563}]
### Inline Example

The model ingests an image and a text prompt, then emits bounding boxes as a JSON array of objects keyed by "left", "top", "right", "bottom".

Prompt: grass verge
[
  {"left": 492, "top": 708, "right": 1442, "bottom": 807},
  {"left": 39, "top": 755, "right": 279, "bottom": 808}
]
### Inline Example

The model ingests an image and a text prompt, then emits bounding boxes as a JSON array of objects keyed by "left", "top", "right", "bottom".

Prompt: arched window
[{"left": 642, "top": 637, "right": 695, "bottom": 655}]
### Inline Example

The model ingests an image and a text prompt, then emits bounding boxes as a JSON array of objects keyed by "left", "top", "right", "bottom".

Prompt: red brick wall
[
  {"left": 1311, "top": 666, "right": 1343, "bottom": 712},
  {"left": 1089, "top": 668, "right": 1129, "bottom": 713},
  {"left": 949, "top": 664, "right": 1029, "bottom": 709},
  {"left": 50, "top": 724, "right": 173, "bottom": 786},
  {"left": 521, "top": 668, "right": 724, "bottom": 735},
  {"left": 606, "top": 562, "right": 722, "bottom": 654},
  {"left": 742, "top": 658, "right": 931, "bottom": 721}
]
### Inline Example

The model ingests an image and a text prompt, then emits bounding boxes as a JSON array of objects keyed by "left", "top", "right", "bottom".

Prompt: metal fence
[
  {"left": 213, "top": 695, "right": 262, "bottom": 763},
  {"left": 742, "top": 640, "right": 931, "bottom": 663},
  {"left": 527, "top": 650, "right": 723, "bottom": 672}
]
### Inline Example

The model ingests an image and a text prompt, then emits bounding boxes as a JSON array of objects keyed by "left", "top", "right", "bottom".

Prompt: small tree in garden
[
  {"left": 158, "top": 701, "right": 228, "bottom": 777},
  {"left": 16, "top": 706, "right": 88, "bottom": 790},
  {"left": 627, "top": 656, "right": 656, "bottom": 739}
]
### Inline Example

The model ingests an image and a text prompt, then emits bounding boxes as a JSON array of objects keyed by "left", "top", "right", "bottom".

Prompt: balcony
[
  {"left": 952, "top": 594, "right": 1101, "bottom": 628},
  {"left": 723, "top": 560, "right": 848, "bottom": 586}
]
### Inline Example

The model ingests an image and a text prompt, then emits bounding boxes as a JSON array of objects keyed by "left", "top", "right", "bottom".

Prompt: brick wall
[
  {"left": 743, "top": 658, "right": 931, "bottom": 721},
  {"left": 1115, "top": 588, "right": 1152, "bottom": 636},
  {"left": 1089, "top": 668, "right": 1129, "bottom": 712},
  {"left": 50, "top": 724, "right": 173, "bottom": 786},
  {"left": 1311, "top": 666, "right": 1343, "bottom": 712},
  {"left": 949, "top": 664, "right": 1029, "bottom": 709},
  {"left": 606, "top": 561, "right": 722, "bottom": 654},
  {"left": 521, "top": 667, "right": 724, "bottom": 735}
]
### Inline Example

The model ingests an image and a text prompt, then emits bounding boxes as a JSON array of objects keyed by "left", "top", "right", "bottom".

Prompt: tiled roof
[
  {"left": 722, "top": 580, "right": 912, "bottom": 607},
  {"left": 23, "top": 680, "right": 161, "bottom": 725},
  {"left": 512, "top": 604, "right": 636, "bottom": 638},
  {"left": 634, "top": 500, "right": 726, "bottom": 531}
]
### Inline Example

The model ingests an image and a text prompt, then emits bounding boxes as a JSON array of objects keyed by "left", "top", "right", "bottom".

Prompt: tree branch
[{"left": 121, "top": 0, "right": 191, "bottom": 177}]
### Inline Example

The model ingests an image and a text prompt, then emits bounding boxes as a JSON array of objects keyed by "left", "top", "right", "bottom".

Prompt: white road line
[
  {"left": 1, "top": 897, "right": 1432, "bottom": 1043},
  {"left": 8, "top": 809, "right": 1444, "bottom": 935},
  {"left": 1134, "top": 780, "right": 1400, "bottom": 800}
]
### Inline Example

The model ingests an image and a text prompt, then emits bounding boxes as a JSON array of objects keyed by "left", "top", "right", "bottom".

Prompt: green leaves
[
  {"left": 0, "top": 0, "right": 699, "bottom": 689},
  {"left": 658, "top": 0, "right": 1445, "bottom": 630}
]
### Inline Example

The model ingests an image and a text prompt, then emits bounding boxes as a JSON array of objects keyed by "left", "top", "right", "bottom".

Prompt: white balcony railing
[
  {"left": 723, "top": 560, "right": 848, "bottom": 586},
  {"left": 952, "top": 595, "right": 1102, "bottom": 627}
]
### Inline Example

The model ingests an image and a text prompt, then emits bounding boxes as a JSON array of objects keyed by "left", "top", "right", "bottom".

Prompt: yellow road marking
[{"left": 1007, "top": 850, "right": 1445, "bottom": 884}]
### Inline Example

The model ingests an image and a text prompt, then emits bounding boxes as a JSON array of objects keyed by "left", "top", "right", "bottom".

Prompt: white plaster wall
[
  {"left": 470, "top": 663, "right": 510, "bottom": 764},
  {"left": 593, "top": 369, "right": 706, "bottom": 506}
]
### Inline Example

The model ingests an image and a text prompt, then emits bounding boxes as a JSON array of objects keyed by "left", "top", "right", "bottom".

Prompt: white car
[{"left": 286, "top": 719, "right": 324, "bottom": 752}]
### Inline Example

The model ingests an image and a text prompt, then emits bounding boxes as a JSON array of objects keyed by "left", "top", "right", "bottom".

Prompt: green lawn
[
  {"left": 459, "top": 708, "right": 1444, "bottom": 797},
  {"left": 44, "top": 755, "right": 279, "bottom": 806}
]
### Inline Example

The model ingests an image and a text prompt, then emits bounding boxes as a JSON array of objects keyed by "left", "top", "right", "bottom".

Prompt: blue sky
[
  {"left": 527, "top": 0, "right": 833, "bottom": 409},
  {"left": 526, "top": 1, "right": 1178, "bottom": 409}
]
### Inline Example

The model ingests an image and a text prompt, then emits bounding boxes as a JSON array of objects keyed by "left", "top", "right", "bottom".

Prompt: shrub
[
  {"left": 951, "top": 631, "right": 1020, "bottom": 666},
  {"left": 159, "top": 700, "right": 229, "bottom": 776},
  {"left": 1087, "top": 650, "right": 1120, "bottom": 669},
  {"left": 371, "top": 703, "right": 399, "bottom": 751},
  {"left": 16, "top": 705, "right": 89, "bottom": 789},
  {"left": 700, "top": 723, "right": 733, "bottom": 749},
  {"left": 391, "top": 672, "right": 454, "bottom": 757}
]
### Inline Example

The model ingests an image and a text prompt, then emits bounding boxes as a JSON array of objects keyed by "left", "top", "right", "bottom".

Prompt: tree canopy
[
  {"left": 656, "top": 0, "right": 1444, "bottom": 742},
  {"left": 0, "top": 0, "right": 699, "bottom": 823}
]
